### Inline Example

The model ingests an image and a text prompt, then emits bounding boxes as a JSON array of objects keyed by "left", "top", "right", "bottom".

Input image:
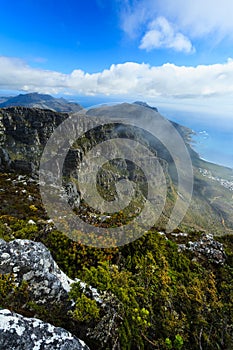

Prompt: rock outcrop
[
  {"left": 133, "top": 100, "right": 158, "bottom": 112},
  {"left": 0, "top": 237, "right": 103, "bottom": 348},
  {"left": 0, "top": 237, "right": 101, "bottom": 304},
  {"left": 0, "top": 239, "right": 73, "bottom": 305},
  {"left": 178, "top": 233, "right": 226, "bottom": 265},
  {"left": 0, "top": 309, "right": 89, "bottom": 350}
]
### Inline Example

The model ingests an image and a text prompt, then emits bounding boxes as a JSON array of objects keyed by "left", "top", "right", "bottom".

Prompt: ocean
[{"left": 158, "top": 108, "right": 233, "bottom": 169}]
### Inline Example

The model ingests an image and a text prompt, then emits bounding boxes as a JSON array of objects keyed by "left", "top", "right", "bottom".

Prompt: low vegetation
[{"left": 0, "top": 172, "right": 232, "bottom": 349}]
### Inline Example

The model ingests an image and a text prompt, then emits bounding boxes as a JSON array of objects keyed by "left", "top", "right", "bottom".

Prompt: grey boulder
[
  {"left": 0, "top": 239, "right": 74, "bottom": 305},
  {"left": 0, "top": 309, "right": 89, "bottom": 350}
]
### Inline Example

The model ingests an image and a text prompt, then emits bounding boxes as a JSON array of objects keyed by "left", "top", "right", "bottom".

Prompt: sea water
[{"left": 160, "top": 108, "right": 233, "bottom": 169}]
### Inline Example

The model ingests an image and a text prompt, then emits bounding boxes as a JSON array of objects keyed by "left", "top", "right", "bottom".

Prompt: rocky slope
[
  {"left": 0, "top": 102, "right": 232, "bottom": 349},
  {"left": 85, "top": 103, "right": 233, "bottom": 234},
  {"left": 0, "top": 229, "right": 231, "bottom": 350}
]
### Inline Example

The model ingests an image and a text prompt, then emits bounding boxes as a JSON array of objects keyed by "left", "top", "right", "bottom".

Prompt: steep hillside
[{"left": 86, "top": 103, "right": 233, "bottom": 235}]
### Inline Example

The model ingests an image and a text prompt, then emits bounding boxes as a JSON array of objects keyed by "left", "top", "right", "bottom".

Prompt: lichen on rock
[
  {"left": 0, "top": 239, "right": 74, "bottom": 305},
  {"left": 178, "top": 233, "right": 226, "bottom": 265},
  {"left": 0, "top": 309, "right": 89, "bottom": 350}
]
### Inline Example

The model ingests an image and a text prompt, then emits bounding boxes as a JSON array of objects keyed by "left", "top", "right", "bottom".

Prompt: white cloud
[
  {"left": 1, "top": 56, "right": 233, "bottom": 112},
  {"left": 139, "top": 17, "right": 194, "bottom": 53},
  {"left": 0, "top": 56, "right": 67, "bottom": 95},
  {"left": 159, "top": 0, "right": 233, "bottom": 39},
  {"left": 119, "top": 0, "right": 233, "bottom": 44}
]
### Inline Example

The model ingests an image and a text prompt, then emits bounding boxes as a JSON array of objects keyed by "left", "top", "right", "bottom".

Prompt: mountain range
[{"left": 0, "top": 95, "right": 233, "bottom": 235}]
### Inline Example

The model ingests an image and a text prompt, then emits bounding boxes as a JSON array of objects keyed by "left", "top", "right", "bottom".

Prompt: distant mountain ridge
[{"left": 0, "top": 92, "right": 83, "bottom": 113}]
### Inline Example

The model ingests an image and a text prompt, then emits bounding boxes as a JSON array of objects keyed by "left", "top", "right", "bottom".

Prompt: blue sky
[
  {"left": 0, "top": 0, "right": 233, "bottom": 166},
  {"left": 1, "top": 0, "right": 233, "bottom": 102},
  {"left": 0, "top": 0, "right": 232, "bottom": 70}
]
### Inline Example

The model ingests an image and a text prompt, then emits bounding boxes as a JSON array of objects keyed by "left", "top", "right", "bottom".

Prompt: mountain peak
[
  {"left": 133, "top": 101, "right": 158, "bottom": 112},
  {"left": 0, "top": 92, "right": 83, "bottom": 113}
]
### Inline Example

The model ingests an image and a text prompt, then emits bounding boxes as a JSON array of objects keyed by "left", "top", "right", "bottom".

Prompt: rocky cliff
[{"left": 0, "top": 107, "right": 68, "bottom": 174}]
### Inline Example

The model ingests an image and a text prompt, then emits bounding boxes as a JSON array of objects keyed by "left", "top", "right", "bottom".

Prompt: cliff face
[
  {"left": 0, "top": 107, "right": 68, "bottom": 174},
  {"left": 0, "top": 104, "right": 170, "bottom": 177},
  {"left": 0, "top": 105, "right": 170, "bottom": 175}
]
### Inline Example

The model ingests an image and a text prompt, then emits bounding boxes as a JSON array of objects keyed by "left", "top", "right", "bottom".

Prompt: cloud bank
[{"left": 1, "top": 56, "right": 233, "bottom": 101}]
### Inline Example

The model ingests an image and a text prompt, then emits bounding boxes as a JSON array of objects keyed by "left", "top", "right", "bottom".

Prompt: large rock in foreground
[
  {"left": 0, "top": 309, "right": 89, "bottom": 350},
  {"left": 0, "top": 239, "right": 74, "bottom": 305}
]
